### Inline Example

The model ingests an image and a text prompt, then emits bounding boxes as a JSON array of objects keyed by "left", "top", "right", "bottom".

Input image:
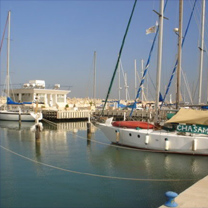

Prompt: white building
[{"left": 10, "top": 80, "right": 70, "bottom": 108}]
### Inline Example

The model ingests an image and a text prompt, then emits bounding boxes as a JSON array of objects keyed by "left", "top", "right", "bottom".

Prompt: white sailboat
[
  {"left": 0, "top": 11, "right": 42, "bottom": 122},
  {"left": 96, "top": 0, "right": 208, "bottom": 156}
]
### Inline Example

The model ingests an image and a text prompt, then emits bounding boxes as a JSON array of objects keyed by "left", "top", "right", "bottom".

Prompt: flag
[{"left": 146, "top": 25, "right": 156, "bottom": 35}]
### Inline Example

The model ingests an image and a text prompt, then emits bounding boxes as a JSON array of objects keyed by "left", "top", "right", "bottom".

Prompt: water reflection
[
  {"left": 35, "top": 141, "right": 41, "bottom": 160},
  {"left": 85, "top": 144, "right": 208, "bottom": 181},
  {"left": 0, "top": 121, "right": 34, "bottom": 130},
  {"left": 1, "top": 120, "right": 208, "bottom": 208},
  {"left": 42, "top": 121, "right": 90, "bottom": 132}
]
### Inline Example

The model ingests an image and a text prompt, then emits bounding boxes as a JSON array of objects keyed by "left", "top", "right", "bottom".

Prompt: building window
[
  {"left": 22, "top": 93, "right": 33, "bottom": 102},
  {"left": 37, "top": 94, "right": 45, "bottom": 103},
  {"left": 57, "top": 94, "right": 64, "bottom": 102}
]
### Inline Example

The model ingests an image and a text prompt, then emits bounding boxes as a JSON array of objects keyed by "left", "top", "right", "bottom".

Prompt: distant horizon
[{"left": 0, "top": 0, "right": 207, "bottom": 104}]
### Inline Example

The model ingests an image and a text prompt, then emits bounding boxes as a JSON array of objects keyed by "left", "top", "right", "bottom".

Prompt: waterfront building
[{"left": 10, "top": 80, "right": 70, "bottom": 108}]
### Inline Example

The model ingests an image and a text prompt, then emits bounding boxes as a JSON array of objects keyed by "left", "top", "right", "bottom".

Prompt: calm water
[{"left": 0, "top": 121, "right": 208, "bottom": 208}]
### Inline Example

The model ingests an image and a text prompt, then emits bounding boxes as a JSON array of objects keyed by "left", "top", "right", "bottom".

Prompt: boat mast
[
  {"left": 101, "top": 0, "right": 137, "bottom": 115},
  {"left": 207, "top": 70, "right": 208, "bottom": 104},
  {"left": 198, "top": 0, "right": 205, "bottom": 104},
  {"left": 93, "top": 51, "right": 96, "bottom": 100},
  {"left": 134, "top": 59, "right": 137, "bottom": 98},
  {"left": 141, "top": 59, "right": 144, "bottom": 103},
  {"left": 154, "top": 0, "right": 164, "bottom": 122},
  {"left": 7, "top": 11, "right": 11, "bottom": 97},
  {"left": 118, "top": 60, "right": 121, "bottom": 100},
  {"left": 176, "top": 0, "right": 183, "bottom": 110},
  {"left": 124, "top": 72, "right": 129, "bottom": 101}
]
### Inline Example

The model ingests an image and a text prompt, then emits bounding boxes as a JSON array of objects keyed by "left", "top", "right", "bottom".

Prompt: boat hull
[
  {"left": 97, "top": 123, "right": 208, "bottom": 156},
  {"left": 0, "top": 111, "right": 40, "bottom": 121}
]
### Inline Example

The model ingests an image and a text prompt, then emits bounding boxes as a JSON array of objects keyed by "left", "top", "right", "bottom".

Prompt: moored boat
[
  {"left": 0, "top": 11, "right": 42, "bottom": 122},
  {"left": 0, "top": 109, "right": 42, "bottom": 122},
  {"left": 96, "top": 0, "right": 208, "bottom": 156},
  {"left": 97, "top": 108, "right": 208, "bottom": 155}
]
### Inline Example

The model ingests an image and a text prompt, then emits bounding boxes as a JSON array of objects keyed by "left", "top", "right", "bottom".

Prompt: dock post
[
  {"left": 87, "top": 114, "right": 92, "bottom": 139},
  {"left": 35, "top": 124, "right": 41, "bottom": 142},
  {"left": 164, "top": 191, "right": 178, "bottom": 207},
  {"left": 18, "top": 108, "right": 21, "bottom": 128}
]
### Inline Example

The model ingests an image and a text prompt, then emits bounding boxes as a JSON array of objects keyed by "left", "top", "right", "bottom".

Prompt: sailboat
[
  {"left": 0, "top": 11, "right": 42, "bottom": 122},
  {"left": 96, "top": 0, "right": 208, "bottom": 156}
]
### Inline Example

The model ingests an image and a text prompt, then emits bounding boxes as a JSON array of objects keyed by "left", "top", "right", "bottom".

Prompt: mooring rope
[{"left": 0, "top": 144, "right": 196, "bottom": 182}]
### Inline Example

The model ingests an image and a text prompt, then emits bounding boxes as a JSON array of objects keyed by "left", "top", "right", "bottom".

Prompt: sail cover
[
  {"left": 166, "top": 108, "right": 208, "bottom": 126},
  {"left": 7, "top": 97, "right": 32, "bottom": 105}
]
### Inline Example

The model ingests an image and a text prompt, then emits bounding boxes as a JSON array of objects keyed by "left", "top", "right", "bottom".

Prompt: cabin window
[
  {"left": 137, "top": 135, "right": 140, "bottom": 138},
  {"left": 129, "top": 133, "right": 132, "bottom": 136}
]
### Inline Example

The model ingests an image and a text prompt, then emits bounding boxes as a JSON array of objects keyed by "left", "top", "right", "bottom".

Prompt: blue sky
[{"left": 0, "top": 0, "right": 208, "bottom": 104}]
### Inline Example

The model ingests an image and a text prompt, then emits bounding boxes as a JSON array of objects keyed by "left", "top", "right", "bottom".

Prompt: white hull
[
  {"left": 97, "top": 122, "right": 208, "bottom": 156},
  {"left": 0, "top": 110, "right": 42, "bottom": 122}
]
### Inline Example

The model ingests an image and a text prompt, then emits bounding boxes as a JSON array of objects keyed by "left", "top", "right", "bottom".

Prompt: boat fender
[
  {"left": 165, "top": 138, "right": 169, "bottom": 151},
  {"left": 145, "top": 135, "right": 149, "bottom": 145},
  {"left": 115, "top": 130, "right": 120, "bottom": 143},
  {"left": 192, "top": 139, "right": 197, "bottom": 151}
]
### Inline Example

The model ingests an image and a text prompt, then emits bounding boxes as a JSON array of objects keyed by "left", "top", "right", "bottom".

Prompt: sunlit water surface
[{"left": 0, "top": 121, "right": 208, "bottom": 208}]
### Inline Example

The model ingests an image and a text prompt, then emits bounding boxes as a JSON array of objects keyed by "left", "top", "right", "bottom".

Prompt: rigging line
[
  {"left": 0, "top": 144, "right": 196, "bottom": 182},
  {"left": 181, "top": 69, "right": 193, "bottom": 104},
  {"left": 147, "top": 69, "right": 157, "bottom": 91},
  {"left": 191, "top": 0, "right": 208, "bottom": 57},
  {"left": 192, "top": 76, "right": 200, "bottom": 102},
  {"left": 161, "top": 0, "right": 197, "bottom": 108},
  {"left": 120, "top": 61, "right": 130, "bottom": 101},
  {"left": 102, "top": 0, "right": 137, "bottom": 115},
  {"left": 130, "top": 0, "right": 169, "bottom": 117},
  {"left": 0, "top": 12, "right": 9, "bottom": 55}
]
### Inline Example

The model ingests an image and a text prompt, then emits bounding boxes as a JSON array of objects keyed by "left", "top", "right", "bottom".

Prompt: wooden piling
[
  {"left": 35, "top": 124, "right": 41, "bottom": 142},
  {"left": 18, "top": 111, "right": 21, "bottom": 128}
]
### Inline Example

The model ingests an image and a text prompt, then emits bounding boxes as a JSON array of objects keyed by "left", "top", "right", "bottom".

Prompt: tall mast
[
  {"left": 101, "top": 0, "right": 137, "bottom": 114},
  {"left": 198, "top": 0, "right": 205, "bottom": 104},
  {"left": 93, "top": 51, "right": 96, "bottom": 100},
  {"left": 118, "top": 60, "right": 121, "bottom": 100},
  {"left": 154, "top": 0, "right": 164, "bottom": 122},
  {"left": 141, "top": 59, "right": 144, "bottom": 103},
  {"left": 7, "top": 11, "right": 11, "bottom": 97},
  {"left": 176, "top": 0, "right": 183, "bottom": 109},
  {"left": 124, "top": 72, "right": 128, "bottom": 101},
  {"left": 134, "top": 59, "right": 137, "bottom": 98},
  {"left": 207, "top": 68, "right": 208, "bottom": 104}
]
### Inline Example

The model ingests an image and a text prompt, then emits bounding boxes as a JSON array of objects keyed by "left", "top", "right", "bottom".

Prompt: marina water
[{"left": 1, "top": 121, "right": 208, "bottom": 208}]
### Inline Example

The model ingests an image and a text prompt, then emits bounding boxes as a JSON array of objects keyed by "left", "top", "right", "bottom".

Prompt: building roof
[{"left": 11, "top": 88, "right": 70, "bottom": 95}]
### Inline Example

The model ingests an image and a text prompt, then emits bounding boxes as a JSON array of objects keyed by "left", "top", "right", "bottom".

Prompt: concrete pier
[{"left": 160, "top": 175, "right": 208, "bottom": 208}]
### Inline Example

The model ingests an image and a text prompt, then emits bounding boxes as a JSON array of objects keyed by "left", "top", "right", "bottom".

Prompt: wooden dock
[{"left": 42, "top": 110, "right": 91, "bottom": 121}]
